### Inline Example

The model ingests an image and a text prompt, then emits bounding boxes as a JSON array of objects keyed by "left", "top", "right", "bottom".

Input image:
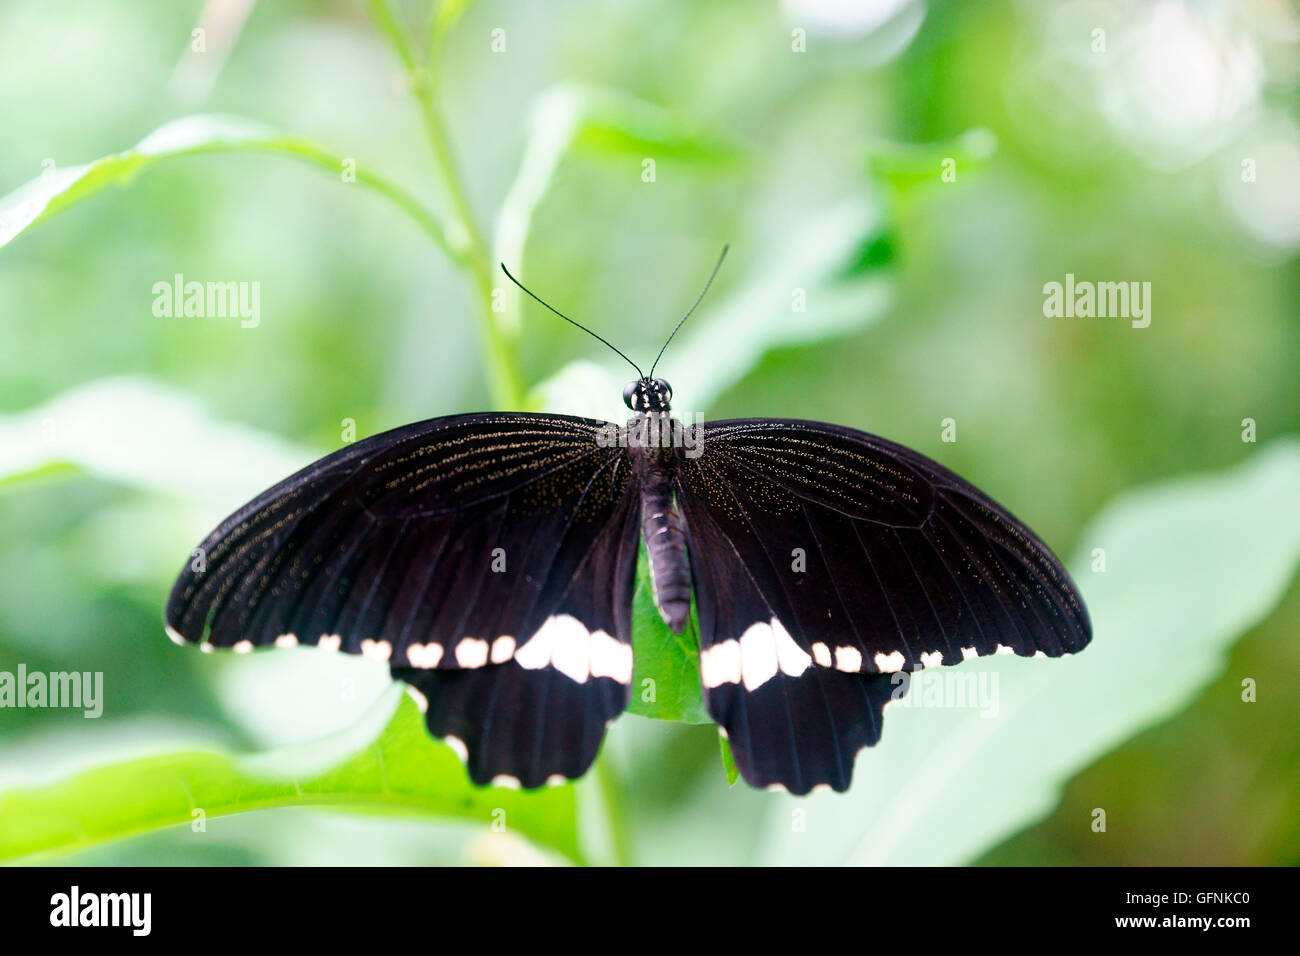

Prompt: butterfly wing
[
  {"left": 677, "top": 418, "right": 1091, "bottom": 794},
  {"left": 166, "top": 412, "right": 639, "bottom": 788}
]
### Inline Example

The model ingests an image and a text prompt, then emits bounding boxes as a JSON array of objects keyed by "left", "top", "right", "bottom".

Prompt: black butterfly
[{"left": 165, "top": 250, "right": 1090, "bottom": 795}]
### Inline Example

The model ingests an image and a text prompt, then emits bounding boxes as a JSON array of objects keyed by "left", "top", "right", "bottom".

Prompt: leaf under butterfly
[
  {"left": 0, "top": 686, "right": 582, "bottom": 864},
  {"left": 626, "top": 543, "right": 709, "bottom": 724}
]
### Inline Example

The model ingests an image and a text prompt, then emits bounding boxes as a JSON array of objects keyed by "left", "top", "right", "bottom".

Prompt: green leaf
[
  {"left": 0, "top": 377, "right": 315, "bottom": 512},
  {"left": 0, "top": 686, "right": 581, "bottom": 864},
  {"left": 0, "top": 114, "right": 453, "bottom": 256},
  {"left": 567, "top": 92, "right": 746, "bottom": 166},
  {"left": 627, "top": 545, "right": 709, "bottom": 724},
  {"left": 746, "top": 440, "right": 1300, "bottom": 865},
  {"left": 866, "top": 127, "right": 998, "bottom": 188},
  {"left": 719, "top": 735, "right": 740, "bottom": 787}
]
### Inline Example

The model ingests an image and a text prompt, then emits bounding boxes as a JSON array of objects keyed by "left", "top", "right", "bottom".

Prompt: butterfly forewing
[
  {"left": 677, "top": 418, "right": 1091, "bottom": 793},
  {"left": 166, "top": 412, "right": 640, "bottom": 786}
]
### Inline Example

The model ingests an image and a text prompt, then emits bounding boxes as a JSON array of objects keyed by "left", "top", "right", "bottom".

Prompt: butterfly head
[{"left": 624, "top": 377, "right": 673, "bottom": 413}]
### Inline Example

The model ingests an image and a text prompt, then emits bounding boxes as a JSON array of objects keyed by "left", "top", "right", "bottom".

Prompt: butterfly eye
[{"left": 623, "top": 381, "right": 640, "bottom": 410}]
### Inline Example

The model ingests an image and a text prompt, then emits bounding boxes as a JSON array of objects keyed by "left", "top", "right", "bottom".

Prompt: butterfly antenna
[
  {"left": 500, "top": 263, "right": 645, "bottom": 379},
  {"left": 649, "top": 244, "right": 729, "bottom": 378}
]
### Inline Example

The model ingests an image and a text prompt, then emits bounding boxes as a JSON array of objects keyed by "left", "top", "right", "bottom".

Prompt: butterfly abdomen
[{"left": 631, "top": 423, "right": 691, "bottom": 634}]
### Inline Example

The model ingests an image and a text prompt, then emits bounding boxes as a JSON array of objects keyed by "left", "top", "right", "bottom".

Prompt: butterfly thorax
[{"left": 627, "top": 410, "right": 691, "bottom": 634}]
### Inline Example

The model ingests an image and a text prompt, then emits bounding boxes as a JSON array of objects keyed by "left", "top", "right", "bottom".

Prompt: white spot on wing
[
  {"left": 589, "top": 630, "right": 633, "bottom": 683},
  {"left": 456, "top": 638, "right": 490, "bottom": 668},
  {"left": 275, "top": 633, "right": 298, "bottom": 648},
  {"left": 406, "top": 642, "right": 443, "bottom": 668},
  {"left": 513, "top": 625, "right": 551, "bottom": 670},
  {"left": 772, "top": 619, "right": 811, "bottom": 677},
  {"left": 404, "top": 685, "right": 429, "bottom": 713},
  {"left": 200, "top": 642, "right": 214, "bottom": 654},
  {"left": 491, "top": 774, "right": 521, "bottom": 790},
  {"left": 546, "top": 616, "right": 592, "bottom": 684},
  {"left": 490, "top": 635, "right": 516, "bottom": 664},
  {"left": 700, "top": 639, "right": 741, "bottom": 688},
  {"left": 995, "top": 643, "right": 1015, "bottom": 656},
  {"left": 738, "top": 621, "right": 779, "bottom": 690},
  {"left": 361, "top": 639, "right": 392, "bottom": 661},
  {"left": 920, "top": 650, "right": 943, "bottom": 668},
  {"left": 319, "top": 634, "right": 342, "bottom": 652},
  {"left": 233, "top": 640, "right": 253, "bottom": 655},
  {"left": 514, "top": 614, "right": 613, "bottom": 684},
  {"left": 165, "top": 625, "right": 186, "bottom": 647},
  {"left": 444, "top": 735, "right": 469, "bottom": 762},
  {"left": 811, "top": 642, "right": 832, "bottom": 667},
  {"left": 834, "top": 645, "right": 862, "bottom": 672},
  {"left": 874, "top": 650, "right": 906, "bottom": 673},
  {"left": 546, "top": 774, "right": 568, "bottom": 787},
  {"left": 961, "top": 646, "right": 978, "bottom": 661},
  {"left": 1033, "top": 650, "right": 1047, "bottom": 659}
]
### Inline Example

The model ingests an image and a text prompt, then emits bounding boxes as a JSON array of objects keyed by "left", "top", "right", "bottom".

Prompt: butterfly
[{"left": 165, "top": 248, "right": 1091, "bottom": 795}]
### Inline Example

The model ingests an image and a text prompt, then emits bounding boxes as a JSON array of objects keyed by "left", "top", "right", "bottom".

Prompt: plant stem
[
  {"left": 416, "top": 93, "right": 522, "bottom": 409},
  {"left": 595, "top": 749, "right": 634, "bottom": 867},
  {"left": 367, "top": 0, "right": 525, "bottom": 410}
]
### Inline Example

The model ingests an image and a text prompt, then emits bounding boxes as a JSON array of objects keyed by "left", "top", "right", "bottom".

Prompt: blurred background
[{"left": 0, "top": 0, "right": 1297, "bottom": 865}]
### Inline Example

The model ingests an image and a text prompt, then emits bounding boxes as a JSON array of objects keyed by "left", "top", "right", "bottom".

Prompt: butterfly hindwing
[
  {"left": 394, "top": 481, "right": 640, "bottom": 787},
  {"left": 166, "top": 412, "right": 639, "bottom": 786},
  {"left": 677, "top": 418, "right": 1090, "bottom": 793},
  {"left": 682, "top": 497, "right": 903, "bottom": 794}
]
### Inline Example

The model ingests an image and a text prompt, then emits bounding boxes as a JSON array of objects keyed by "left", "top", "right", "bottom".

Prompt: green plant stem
[
  {"left": 595, "top": 750, "right": 634, "bottom": 867},
  {"left": 417, "top": 94, "right": 521, "bottom": 409},
  {"left": 367, "top": 0, "right": 525, "bottom": 410}
]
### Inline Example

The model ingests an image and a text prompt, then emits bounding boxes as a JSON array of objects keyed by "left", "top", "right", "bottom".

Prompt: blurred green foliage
[{"left": 0, "top": 0, "right": 1297, "bottom": 865}]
